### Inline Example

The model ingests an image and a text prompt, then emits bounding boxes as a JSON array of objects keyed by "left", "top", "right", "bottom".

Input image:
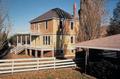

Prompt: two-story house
[{"left": 16, "top": 8, "right": 79, "bottom": 58}]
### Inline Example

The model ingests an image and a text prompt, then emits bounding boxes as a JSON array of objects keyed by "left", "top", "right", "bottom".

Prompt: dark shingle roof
[{"left": 30, "top": 8, "right": 73, "bottom": 23}]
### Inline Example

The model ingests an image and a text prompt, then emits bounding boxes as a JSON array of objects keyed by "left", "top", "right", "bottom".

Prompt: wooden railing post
[
  {"left": 12, "top": 60, "right": 14, "bottom": 74},
  {"left": 54, "top": 57, "right": 55, "bottom": 70},
  {"left": 37, "top": 58, "right": 39, "bottom": 70}
]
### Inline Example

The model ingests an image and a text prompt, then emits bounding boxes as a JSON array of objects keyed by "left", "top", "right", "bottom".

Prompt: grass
[{"left": 0, "top": 68, "right": 95, "bottom": 79}]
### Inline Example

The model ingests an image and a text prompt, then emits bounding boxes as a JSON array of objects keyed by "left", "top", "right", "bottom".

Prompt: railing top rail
[{"left": 0, "top": 57, "right": 55, "bottom": 62}]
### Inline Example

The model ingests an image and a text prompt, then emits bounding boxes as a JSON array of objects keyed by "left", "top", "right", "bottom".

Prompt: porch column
[
  {"left": 52, "top": 49, "right": 54, "bottom": 57},
  {"left": 41, "top": 50, "right": 43, "bottom": 58},
  {"left": 29, "top": 49, "right": 32, "bottom": 56},
  {"left": 20, "top": 35, "right": 22, "bottom": 45},
  {"left": 30, "top": 35, "right": 31, "bottom": 46},
  {"left": 25, "top": 36, "right": 27, "bottom": 45},
  {"left": 17, "top": 35, "right": 18, "bottom": 46},
  {"left": 35, "top": 50, "right": 38, "bottom": 57}
]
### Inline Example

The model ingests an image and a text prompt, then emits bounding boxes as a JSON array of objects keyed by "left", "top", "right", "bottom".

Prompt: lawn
[{"left": 0, "top": 68, "right": 95, "bottom": 79}]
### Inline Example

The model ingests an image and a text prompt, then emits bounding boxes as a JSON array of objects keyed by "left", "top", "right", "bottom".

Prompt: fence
[{"left": 0, "top": 57, "right": 76, "bottom": 74}]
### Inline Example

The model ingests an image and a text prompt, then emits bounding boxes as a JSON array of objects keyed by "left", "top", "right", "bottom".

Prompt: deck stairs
[{"left": 11, "top": 46, "right": 25, "bottom": 54}]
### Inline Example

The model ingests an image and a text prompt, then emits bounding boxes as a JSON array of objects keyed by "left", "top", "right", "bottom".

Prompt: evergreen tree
[{"left": 107, "top": 1, "right": 120, "bottom": 35}]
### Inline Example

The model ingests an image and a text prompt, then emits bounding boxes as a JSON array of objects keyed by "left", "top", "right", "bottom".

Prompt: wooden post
[
  {"left": 25, "top": 36, "right": 27, "bottom": 45},
  {"left": 37, "top": 59, "right": 39, "bottom": 70},
  {"left": 85, "top": 49, "right": 89, "bottom": 73},
  {"left": 41, "top": 50, "right": 43, "bottom": 58},
  {"left": 12, "top": 60, "right": 14, "bottom": 74},
  {"left": 25, "top": 48, "right": 28, "bottom": 55},
  {"left": 30, "top": 35, "right": 31, "bottom": 46},
  {"left": 29, "top": 49, "right": 32, "bottom": 56},
  {"left": 21, "top": 35, "right": 22, "bottom": 45},
  {"left": 52, "top": 49, "right": 54, "bottom": 57},
  {"left": 17, "top": 36, "right": 18, "bottom": 46},
  {"left": 35, "top": 50, "right": 38, "bottom": 58},
  {"left": 54, "top": 57, "right": 55, "bottom": 70}
]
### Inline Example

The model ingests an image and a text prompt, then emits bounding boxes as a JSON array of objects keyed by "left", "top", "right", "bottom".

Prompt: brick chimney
[{"left": 73, "top": 2, "right": 77, "bottom": 18}]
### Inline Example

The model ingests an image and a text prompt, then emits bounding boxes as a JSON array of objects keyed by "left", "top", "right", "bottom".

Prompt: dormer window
[
  {"left": 45, "top": 21, "right": 48, "bottom": 30},
  {"left": 70, "top": 21, "right": 74, "bottom": 30}
]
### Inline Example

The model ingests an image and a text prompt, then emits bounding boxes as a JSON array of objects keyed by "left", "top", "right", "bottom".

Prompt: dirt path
[{"left": 3, "top": 53, "right": 32, "bottom": 59}]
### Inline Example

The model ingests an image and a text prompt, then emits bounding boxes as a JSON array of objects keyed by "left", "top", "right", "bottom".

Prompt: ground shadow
[{"left": 74, "top": 49, "right": 120, "bottom": 79}]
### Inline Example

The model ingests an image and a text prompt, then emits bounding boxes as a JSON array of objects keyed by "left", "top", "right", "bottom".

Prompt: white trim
[
  {"left": 0, "top": 57, "right": 76, "bottom": 74},
  {"left": 76, "top": 45, "right": 120, "bottom": 51}
]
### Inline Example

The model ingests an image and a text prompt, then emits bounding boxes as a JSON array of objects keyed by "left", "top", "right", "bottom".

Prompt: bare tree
[
  {"left": 77, "top": 0, "right": 106, "bottom": 42},
  {"left": 0, "top": 0, "right": 11, "bottom": 58}
]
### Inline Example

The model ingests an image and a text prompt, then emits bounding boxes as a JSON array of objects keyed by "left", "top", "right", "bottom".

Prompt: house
[{"left": 15, "top": 7, "right": 79, "bottom": 58}]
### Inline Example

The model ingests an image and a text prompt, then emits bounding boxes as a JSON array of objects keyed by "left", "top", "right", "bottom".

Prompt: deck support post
[
  {"left": 85, "top": 49, "right": 89, "bottom": 73},
  {"left": 17, "top": 36, "right": 18, "bottom": 46},
  {"left": 30, "top": 35, "right": 31, "bottom": 46},
  {"left": 29, "top": 49, "right": 32, "bottom": 56},
  {"left": 52, "top": 49, "right": 54, "bottom": 57},
  {"left": 25, "top": 48, "right": 28, "bottom": 55},
  {"left": 41, "top": 50, "right": 43, "bottom": 58},
  {"left": 35, "top": 50, "right": 38, "bottom": 58}
]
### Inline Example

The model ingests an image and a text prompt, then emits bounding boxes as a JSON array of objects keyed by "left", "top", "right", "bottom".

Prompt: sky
[{"left": 2, "top": 0, "right": 119, "bottom": 35}]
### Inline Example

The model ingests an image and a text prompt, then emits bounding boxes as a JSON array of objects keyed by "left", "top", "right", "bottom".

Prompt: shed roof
[
  {"left": 76, "top": 34, "right": 120, "bottom": 51},
  {"left": 30, "top": 8, "right": 73, "bottom": 23}
]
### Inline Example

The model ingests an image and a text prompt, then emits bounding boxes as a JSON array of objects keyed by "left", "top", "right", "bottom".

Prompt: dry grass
[{"left": 0, "top": 68, "right": 95, "bottom": 79}]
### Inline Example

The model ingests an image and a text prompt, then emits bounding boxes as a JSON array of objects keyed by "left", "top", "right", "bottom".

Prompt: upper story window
[
  {"left": 71, "top": 36, "right": 73, "bottom": 43},
  {"left": 60, "top": 20, "right": 63, "bottom": 29},
  {"left": 45, "top": 21, "right": 48, "bottom": 30},
  {"left": 32, "top": 24, "right": 35, "bottom": 31},
  {"left": 70, "top": 21, "right": 74, "bottom": 30},
  {"left": 36, "top": 23, "right": 38, "bottom": 31},
  {"left": 37, "top": 23, "right": 40, "bottom": 31}
]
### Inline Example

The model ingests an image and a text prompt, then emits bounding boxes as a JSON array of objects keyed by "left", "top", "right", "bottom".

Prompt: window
[
  {"left": 43, "top": 36, "right": 51, "bottom": 45},
  {"left": 38, "top": 23, "right": 40, "bottom": 30},
  {"left": 45, "top": 21, "right": 48, "bottom": 30},
  {"left": 32, "top": 24, "right": 35, "bottom": 31},
  {"left": 71, "top": 21, "right": 74, "bottom": 30},
  {"left": 46, "top": 36, "right": 47, "bottom": 45},
  {"left": 43, "top": 36, "right": 45, "bottom": 45},
  {"left": 48, "top": 36, "right": 50, "bottom": 45},
  {"left": 60, "top": 20, "right": 63, "bottom": 29},
  {"left": 71, "top": 36, "right": 73, "bottom": 43},
  {"left": 36, "top": 24, "right": 38, "bottom": 31},
  {"left": 72, "top": 50, "right": 74, "bottom": 53}
]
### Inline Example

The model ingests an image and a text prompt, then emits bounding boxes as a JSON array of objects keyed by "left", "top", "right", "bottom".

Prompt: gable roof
[{"left": 30, "top": 8, "right": 73, "bottom": 23}]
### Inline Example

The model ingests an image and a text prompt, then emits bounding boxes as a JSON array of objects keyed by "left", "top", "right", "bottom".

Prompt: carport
[{"left": 76, "top": 34, "right": 120, "bottom": 73}]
